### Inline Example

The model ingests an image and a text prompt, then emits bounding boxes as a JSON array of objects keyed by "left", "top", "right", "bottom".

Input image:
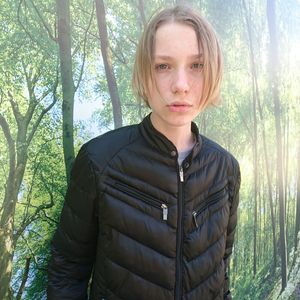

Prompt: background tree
[
  {"left": 56, "top": 0, "right": 76, "bottom": 183},
  {"left": 95, "top": 0, "right": 123, "bottom": 128},
  {"left": 295, "top": 139, "right": 300, "bottom": 251},
  {"left": 0, "top": 1, "right": 58, "bottom": 296},
  {"left": 0, "top": 0, "right": 300, "bottom": 299},
  {"left": 267, "top": 0, "right": 287, "bottom": 291}
]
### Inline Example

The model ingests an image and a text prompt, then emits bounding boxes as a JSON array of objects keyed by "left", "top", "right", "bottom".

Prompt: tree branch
[
  {"left": 15, "top": 257, "right": 31, "bottom": 300},
  {"left": 41, "top": 209, "right": 58, "bottom": 225},
  {"left": 14, "top": 194, "right": 54, "bottom": 243},
  {"left": 75, "top": 23, "right": 99, "bottom": 40},
  {"left": 0, "top": 88, "right": 5, "bottom": 107},
  {"left": 17, "top": 0, "right": 53, "bottom": 56},
  {"left": 7, "top": 91, "right": 23, "bottom": 129},
  {"left": 0, "top": 114, "right": 16, "bottom": 186},
  {"left": 233, "top": 98, "right": 253, "bottom": 143},
  {"left": 26, "top": 69, "right": 59, "bottom": 145},
  {"left": 21, "top": 152, "right": 41, "bottom": 227},
  {"left": 0, "top": 114, "right": 14, "bottom": 151},
  {"left": 14, "top": 161, "right": 56, "bottom": 242},
  {"left": 107, "top": 25, "right": 128, "bottom": 65},
  {"left": 75, "top": 2, "right": 95, "bottom": 92},
  {"left": 29, "top": 0, "right": 57, "bottom": 42},
  {"left": 17, "top": 0, "right": 37, "bottom": 45},
  {"left": 30, "top": 54, "right": 48, "bottom": 90},
  {"left": 20, "top": 235, "right": 43, "bottom": 271}
]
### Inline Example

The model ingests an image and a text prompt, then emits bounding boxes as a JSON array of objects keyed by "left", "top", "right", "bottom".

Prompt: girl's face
[{"left": 147, "top": 22, "right": 204, "bottom": 133}]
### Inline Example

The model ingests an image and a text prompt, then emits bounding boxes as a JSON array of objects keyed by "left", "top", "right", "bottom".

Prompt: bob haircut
[{"left": 132, "top": 5, "right": 223, "bottom": 110}]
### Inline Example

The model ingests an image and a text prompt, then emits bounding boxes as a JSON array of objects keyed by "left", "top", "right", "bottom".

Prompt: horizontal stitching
[
  {"left": 64, "top": 202, "right": 96, "bottom": 226},
  {"left": 104, "top": 187, "right": 176, "bottom": 230},
  {"left": 186, "top": 178, "right": 228, "bottom": 204},
  {"left": 92, "top": 276, "right": 125, "bottom": 300},
  {"left": 108, "top": 288, "right": 124, "bottom": 300},
  {"left": 186, "top": 259, "right": 224, "bottom": 296},
  {"left": 188, "top": 227, "right": 227, "bottom": 263},
  {"left": 106, "top": 167, "right": 174, "bottom": 200},
  {"left": 91, "top": 133, "right": 143, "bottom": 178},
  {"left": 106, "top": 256, "right": 173, "bottom": 291},
  {"left": 109, "top": 224, "right": 175, "bottom": 259},
  {"left": 105, "top": 286, "right": 125, "bottom": 300}
]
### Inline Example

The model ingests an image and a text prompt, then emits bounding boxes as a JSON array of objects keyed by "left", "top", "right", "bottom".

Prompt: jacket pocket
[
  {"left": 114, "top": 182, "right": 168, "bottom": 221},
  {"left": 192, "top": 186, "right": 228, "bottom": 229}
]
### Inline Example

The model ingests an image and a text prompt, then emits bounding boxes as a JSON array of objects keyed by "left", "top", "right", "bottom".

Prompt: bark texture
[
  {"left": 267, "top": 0, "right": 287, "bottom": 291},
  {"left": 95, "top": 0, "right": 122, "bottom": 129},
  {"left": 57, "top": 0, "right": 75, "bottom": 183}
]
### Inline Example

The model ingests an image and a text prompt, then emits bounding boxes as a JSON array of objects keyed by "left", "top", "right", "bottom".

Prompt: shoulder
[
  {"left": 200, "top": 135, "right": 240, "bottom": 179},
  {"left": 78, "top": 124, "right": 141, "bottom": 169}
]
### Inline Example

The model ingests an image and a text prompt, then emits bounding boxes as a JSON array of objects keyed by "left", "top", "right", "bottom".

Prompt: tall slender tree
[
  {"left": 242, "top": 0, "right": 277, "bottom": 273},
  {"left": 95, "top": 0, "right": 123, "bottom": 128},
  {"left": 243, "top": 1, "right": 258, "bottom": 275},
  {"left": 56, "top": 0, "right": 75, "bottom": 183},
  {"left": 0, "top": 68, "right": 58, "bottom": 300},
  {"left": 267, "top": 0, "right": 287, "bottom": 291},
  {"left": 295, "top": 139, "right": 300, "bottom": 251}
]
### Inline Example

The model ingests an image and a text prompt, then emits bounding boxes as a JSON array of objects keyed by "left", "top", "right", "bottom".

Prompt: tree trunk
[
  {"left": 95, "top": 0, "right": 122, "bottom": 129},
  {"left": 0, "top": 115, "right": 29, "bottom": 299},
  {"left": 267, "top": 0, "right": 287, "bottom": 291},
  {"left": 0, "top": 221, "right": 13, "bottom": 300},
  {"left": 0, "top": 64, "right": 57, "bottom": 299},
  {"left": 284, "top": 116, "right": 290, "bottom": 252},
  {"left": 16, "top": 257, "right": 31, "bottom": 300},
  {"left": 252, "top": 81, "right": 258, "bottom": 277},
  {"left": 295, "top": 139, "right": 300, "bottom": 250},
  {"left": 0, "top": 108, "right": 29, "bottom": 299},
  {"left": 137, "top": 0, "right": 146, "bottom": 28},
  {"left": 242, "top": 0, "right": 277, "bottom": 271},
  {"left": 56, "top": 0, "right": 75, "bottom": 183},
  {"left": 0, "top": 190, "right": 15, "bottom": 300}
]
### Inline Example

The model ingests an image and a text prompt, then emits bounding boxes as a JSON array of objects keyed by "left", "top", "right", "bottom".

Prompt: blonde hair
[{"left": 132, "top": 5, "right": 223, "bottom": 110}]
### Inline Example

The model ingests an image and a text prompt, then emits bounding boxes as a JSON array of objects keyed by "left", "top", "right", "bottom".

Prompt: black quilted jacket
[{"left": 47, "top": 114, "right": 241, "bottom": 300}]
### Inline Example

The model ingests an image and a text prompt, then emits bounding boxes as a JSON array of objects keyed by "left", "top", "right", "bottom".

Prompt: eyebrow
[{"left": 154, "top": 54, "right": 203, "bottom": 60}]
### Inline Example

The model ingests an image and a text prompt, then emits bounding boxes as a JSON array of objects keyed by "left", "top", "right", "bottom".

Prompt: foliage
[{"left": 0, "top": 0, "right": 300, "bottom": 299}]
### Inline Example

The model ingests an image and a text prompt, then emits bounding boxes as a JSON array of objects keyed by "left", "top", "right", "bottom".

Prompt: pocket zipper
[
  {"left": 115, "top": 182, "right": 168, "bottom": 221},
  {"left": 192, "top": 188, "right": 227, "bottom": 228}
]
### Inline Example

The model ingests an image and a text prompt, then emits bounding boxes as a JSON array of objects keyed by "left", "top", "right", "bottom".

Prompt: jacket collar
[{"left": 139, "top": 113, "right": 202, "bottom": 160}]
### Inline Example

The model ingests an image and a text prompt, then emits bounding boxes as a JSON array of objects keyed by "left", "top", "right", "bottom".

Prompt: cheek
[
  {"left": 145, "top": 78, "right": 156, "bottom": 101},
  {"left": 193, "top": 79, "right": 204, "bottom": 94},
  {"left": 154, "top": 75, "right": 171, "bottom": 92},
  {"left": 149, "top": 76, "right": 168, "bottom": 97}
]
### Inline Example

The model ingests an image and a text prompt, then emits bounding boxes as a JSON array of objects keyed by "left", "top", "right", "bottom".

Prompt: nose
[{"left": 171, "top": 69, "right": 190, "bottom": 94}]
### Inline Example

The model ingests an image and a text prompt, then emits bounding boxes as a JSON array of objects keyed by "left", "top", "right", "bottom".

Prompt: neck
[
  {"left": 150, "top": 115, "right": 195, "bottom": 152},
  {"left": 167, "top": 129, "right": 195, "bottom": 153}
]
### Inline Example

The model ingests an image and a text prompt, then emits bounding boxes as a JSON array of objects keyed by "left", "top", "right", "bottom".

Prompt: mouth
[
  {"left": 167, "top": 102, "right": 193, "bottom": 112},
  {"left": 167, "top": 102, "right": 192, "bottom": 107}
]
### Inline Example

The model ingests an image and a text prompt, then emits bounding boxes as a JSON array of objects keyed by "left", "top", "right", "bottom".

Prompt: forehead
[{"left": 154, "top": 22, "right": 200, "bottom": 56}]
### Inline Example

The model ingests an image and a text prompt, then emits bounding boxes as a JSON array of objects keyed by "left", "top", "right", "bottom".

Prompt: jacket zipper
[
  {"left": 175, "top": 166, "right": 184, "bottom": 300},
  {"left": 192, "top": 188, "right": 226, "bottom": 228},
  {"left": 115, "top": 182, "right": 168, "bottom": 221}
]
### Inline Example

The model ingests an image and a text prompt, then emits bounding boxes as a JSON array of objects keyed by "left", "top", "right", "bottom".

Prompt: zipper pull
[
  {"left": 179, "top": 166, "right": 184, "bottom": 182},
  {"left": 192, "top": 211, "right": 199, "bottom": 228},
  {"left": 161, "top": 204, "right": 168, "bottom": 221}
]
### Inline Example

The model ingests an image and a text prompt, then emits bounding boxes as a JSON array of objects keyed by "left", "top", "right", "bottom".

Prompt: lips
[{"left": 167, "top": 102, "right": 192, "bottom": 112}]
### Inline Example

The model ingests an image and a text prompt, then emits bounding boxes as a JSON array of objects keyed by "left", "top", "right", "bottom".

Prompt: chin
[{"left": 166, "top": 116, "right": 194, "bottom": 127}]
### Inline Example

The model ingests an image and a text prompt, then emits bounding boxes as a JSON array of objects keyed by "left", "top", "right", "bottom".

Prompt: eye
[
  {"left": 191, "top": 62, "right": 204, "bottom": 71},
  {"left": 155, "top": 64, "right": 169, "bottom": 71}
]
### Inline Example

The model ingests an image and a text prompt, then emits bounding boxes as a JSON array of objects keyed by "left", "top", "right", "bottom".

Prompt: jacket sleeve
[
  {"left": 47, "top": 144, "right": 98, "bottom": 300},
  {"left": 223, "top": 158, "right": 241, "bottom": 300}
]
